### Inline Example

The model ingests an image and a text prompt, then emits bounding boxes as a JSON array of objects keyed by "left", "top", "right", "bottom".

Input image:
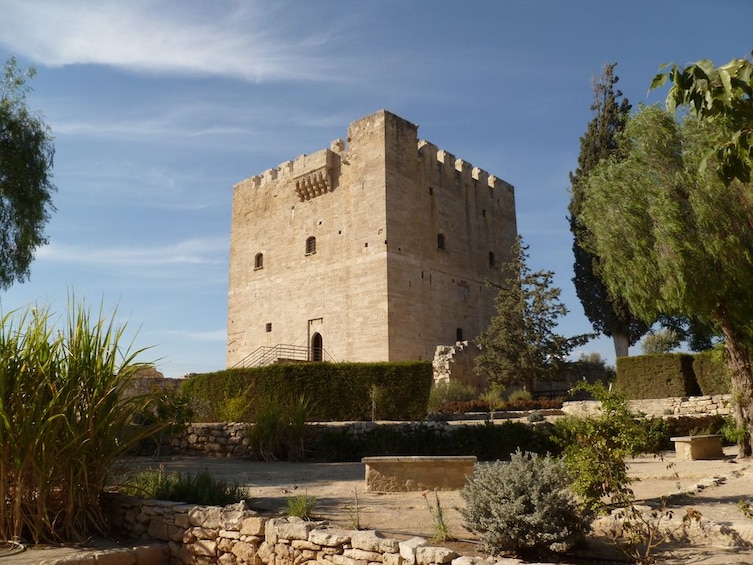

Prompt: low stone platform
[
  {"left": 670, "top": 434, "right": 724, "bottom": 460},
  {"left": 362, "top": 456, "right": 476, "bottom": 492}
]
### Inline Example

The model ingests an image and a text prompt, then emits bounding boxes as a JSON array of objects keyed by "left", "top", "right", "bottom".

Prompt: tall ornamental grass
[{"left": 0, "top": 302, "right": 155, "bottom": 544}]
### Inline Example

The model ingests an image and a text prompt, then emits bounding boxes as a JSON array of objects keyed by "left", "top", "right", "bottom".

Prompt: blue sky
[{"left": 0, "top": 1, "right": 750, "bottom": 378}]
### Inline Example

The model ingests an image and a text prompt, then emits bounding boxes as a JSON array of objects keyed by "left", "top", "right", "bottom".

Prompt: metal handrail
[{"left": 232, "top": 344, "right": 334, "bottom": 368}]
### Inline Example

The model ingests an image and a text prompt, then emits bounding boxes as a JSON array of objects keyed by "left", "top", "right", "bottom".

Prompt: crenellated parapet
[
  {"left": 234, "top": 140, "right": 346, "bottom": 201},
  {"left": 417, "top": 140, "right": 513, "bottom": 194}
]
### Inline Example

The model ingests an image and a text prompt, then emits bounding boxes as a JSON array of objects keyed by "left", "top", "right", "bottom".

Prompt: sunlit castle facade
[{"left": 227, "top": 110, "right": 517, "bottom": 367}]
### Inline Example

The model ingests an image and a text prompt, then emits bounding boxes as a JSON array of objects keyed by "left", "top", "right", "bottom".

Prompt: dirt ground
[
  {"left": 6, "top": 447, "right": 753, "bottom": 564},
  {"left": 118, "top": 447, "right": 753, "bottom": 564}
]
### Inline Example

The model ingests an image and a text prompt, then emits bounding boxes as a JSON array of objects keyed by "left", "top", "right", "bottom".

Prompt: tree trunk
[
  {"left": 719, "top": 320, "right": 753, "bottom": 458},
  {"left": 612, "top": 332, "right": 629, "bottom": 358}
]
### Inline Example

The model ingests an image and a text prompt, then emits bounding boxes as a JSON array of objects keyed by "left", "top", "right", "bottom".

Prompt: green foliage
[
  {"left": 0, "top": 57, "right": 57, "bottom": 290},
  {"left": 569, "top": 62, "right": 649, "bottom": 354},
  {"left": 132, "top": 387, "right": 193, "bottom": 456},
  {"left": 427, "top": 381, "right": 477, "bottom": 413},
  {"left": 479, "top": 386, "right": 505, "bottom": 411},
  {"left": 474, "top": 237, "right": 594, "bottom": 391},
  {"left": 507, "top": 388, "right": 532, "bottom": 403},
  {"left": 310, "top": 421, "right": 557, "bottom": 462},
  {"left": 181, "top": 361, "right": 432, "bottom": 422},
  {"left": 615, "top": 354, "right": 700, "bottom": 399},
  {"left": 721, "top": 415, "right": 748, "bottom": 445},
  {"left": 423, "top": 490, "right": 452, "bottom": 542},
  {"left": 120, "top": 468, "right": 245, "bottom": 506},
  {"left": 286, "top": 493, "right": 316, "bottom": 520},
  {"left": 693, "top": 346, "right": 731, "bottom": 395},
  {"left": 0, "top": 302, "right": 158, "bottom": 543},
  {"left": 460, "top": 451, "right": 587, "bottom": 556},
  {"left": 219, "top": 396, "right": 251, "bottom": 422},
  {"left": 651, "top": 53, "right": 753, "bottom": 185},
  {"left": 579, "top": 104, "right": 753, "bottom": 454},
  {"left": 640, "top": 328, "right": 681, "bottom": 355},
  {"left": 249, "top": 394, "right": 311, "bottom": 461},
  {"left": 738, "top": 499, "right": 753, "bottom": 520},
  {"left": 552, "top": 382, "right": 666, "bottom": 515}
]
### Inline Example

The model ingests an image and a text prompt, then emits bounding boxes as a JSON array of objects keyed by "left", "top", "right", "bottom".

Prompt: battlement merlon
[
  {"left": 417, "top": 139, "right": 514, "bottom": 194},
  {"left": 233, "top": 139, "right": 346, "bottom": 192}
]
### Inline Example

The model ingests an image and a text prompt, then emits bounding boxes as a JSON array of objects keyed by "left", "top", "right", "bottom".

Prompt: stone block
[
  {"left": 671, "top": 435, "right": 724, "bottom": 460},
  {"left": 362, "top": 456, "right": 476, "bottom": 492}
]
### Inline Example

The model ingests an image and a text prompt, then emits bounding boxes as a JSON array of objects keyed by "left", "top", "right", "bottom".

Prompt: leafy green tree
[
  {"left": 0, "top": 57, "right": 56, "bottom": 290},
  {"left": 580, "top": 105, "right": 753, "bottom": 456},
  {"left": 474, "top": 237, "right": 593, "bottom": 392},
  {"left": 569, "top": 63, "right": 650, "bottom": 357},
  {"left": 651, "top": 52, "right": 753, "bottom": 184},
  {"left": 640, "top": 328, "right": 681, "bottom": 355}
]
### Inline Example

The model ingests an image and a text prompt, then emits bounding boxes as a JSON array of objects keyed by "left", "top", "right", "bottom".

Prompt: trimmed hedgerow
[
  {"left": 181, "top": 362, "right": 432, "bottom": 422},
  {"left": 307, "top": 420, "right": 558, "bottom": 462}
]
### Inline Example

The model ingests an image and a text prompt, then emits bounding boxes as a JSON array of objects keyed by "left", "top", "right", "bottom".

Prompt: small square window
[{"left": 265, "top": 323, "right": 272, "bottom": 332}]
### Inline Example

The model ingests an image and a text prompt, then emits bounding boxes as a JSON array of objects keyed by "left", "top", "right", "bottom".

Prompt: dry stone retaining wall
[
  {"left": 161, "top": 395, "right": 731, "bottom": 459},
  {"left": 562, "top": 395, "right": 731, "bottom": 418},
  {"left": 105, "top": 496, "right": 518, "bottom": 565}
]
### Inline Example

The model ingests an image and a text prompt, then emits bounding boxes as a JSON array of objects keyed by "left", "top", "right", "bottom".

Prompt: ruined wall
[
  {"left": 432, "top": 342, "right": 488, "bottom": 393},
  {"left": 227, "top": 110, "right": 515, "bottom": 367}
]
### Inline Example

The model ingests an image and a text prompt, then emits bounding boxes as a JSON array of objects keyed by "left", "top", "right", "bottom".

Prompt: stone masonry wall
[
  {"left": 105, "top": 497, "right": 483, "bottom": 565},
  {"left": 161, "top": 395, "right": 731, "bottom": 459},
  {"left": 228, "top": 110, "right": 516, "bottom": 367},
  {"left": 562, "top": 395, "right": 731, "bottom": 418}
]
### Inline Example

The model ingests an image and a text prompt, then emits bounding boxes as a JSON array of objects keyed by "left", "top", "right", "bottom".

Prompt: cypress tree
[{"left": 568, "top": 63, "right": 649, "bottom": 357}]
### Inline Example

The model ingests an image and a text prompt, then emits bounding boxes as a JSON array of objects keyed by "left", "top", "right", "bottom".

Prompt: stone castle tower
[{"left": 227, "top": 110, "right": 517, "bottom": 367}]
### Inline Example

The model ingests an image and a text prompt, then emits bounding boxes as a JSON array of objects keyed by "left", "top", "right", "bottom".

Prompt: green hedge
[
  {"left": 181, "top": 362, "right": 432, "bottom": 422},
  {"left": 615, "top": 354, "right": 700, "bottom": 399},
  {"left": 308, "top": 421, "right": 557, "bottom": 462},
  {"left": 693, "top": 349, "right": 731, "bottom": 395}
]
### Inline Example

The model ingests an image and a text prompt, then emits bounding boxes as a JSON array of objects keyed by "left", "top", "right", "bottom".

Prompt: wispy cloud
[
  {"left": 36, "top": 237, "right": 227, "bottom": 267},
  {"left": 0, "top": 0, "right": 341, "bottom": 82}
]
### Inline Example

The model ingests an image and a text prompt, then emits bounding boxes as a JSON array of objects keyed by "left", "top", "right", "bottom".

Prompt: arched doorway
[{"left": 311, "top": 332, "right": 323, "bottom": 362}]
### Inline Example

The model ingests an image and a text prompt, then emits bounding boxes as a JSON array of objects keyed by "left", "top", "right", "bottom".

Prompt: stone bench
[
  {"left": 362, "top": 456, "right": 476, "bottom": 492},
  {"left": 670, "top": 434, "right": 724, "bottom": 460}
]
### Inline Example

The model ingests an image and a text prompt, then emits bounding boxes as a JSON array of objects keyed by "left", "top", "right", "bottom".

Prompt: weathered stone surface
[
  {"left": 241, "top": 516, "right": 268, "bottom": 536},
  {"left": 227, "top": 110, "right": 516, "bottom": 370},
  {"left": 330, "top": 554, "right": 367, "bottom": 565},
  {"left": 190, "top": 506, "right": 222, "bottom": 529},
  {"left": 350, "top": 530, "right": 398, "bottom": 553},
  {"left": 383, "top": 551, "right": 404, "bottom": 565},
  {"left": 416, "top": 546, "right": 458, "bottom": 565},
  {"left": 344, "top": 548, "right": 383, "bottom": 561},
  {"left": 309, "top": 528, "right": 351, "bottom": 547},
  {"left": 232, "top": 540, "right": 258, "bottom": 562},
  {"left": 399, "top": 537, "right": 428, "bottom": 564},
  {"left": 267, "top": 517, "right": 318, "bottom": 541},
  {"left": 363, "top": 456, "right": 476, "bottom": 492}
]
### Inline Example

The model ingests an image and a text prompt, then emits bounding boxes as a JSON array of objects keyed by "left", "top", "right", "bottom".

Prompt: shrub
[
  {"left": 427, "top": 381, "right": 477, "bottom": 413},
  {"left": 0, "top": 302, "right": 160, "bottom": 543},
  {"left": 460, "top": 450, "right": 587, "bottom": 556},
  {"left": 693, "top": 346, "right": 731, "bottom": 395},
  {"left": 219, "top": 395, "right": 251, "bottom": 422},
  {"left": 308, "top": 420, "right": 557, "bottom": 462},
  {"left": 286, "top": 493, "right": 317, "bottom": 520},
  {"left": 182, "top": 362, "right": 432, "bottom": 421},
  {"left": 120, "top": 468, "right": 245, "bottom": 506},
  {"left": 249, "top": 394, "right": 312, "bottom": 461},
  {"left": 507, "top": 388, "right": 532, "bottom": 403},
  {"left": 552, "top": 382, "right": 666, "bottom": 515},
  {"left": 614, "top": 354, "right": 700, "bottom": 399}
]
